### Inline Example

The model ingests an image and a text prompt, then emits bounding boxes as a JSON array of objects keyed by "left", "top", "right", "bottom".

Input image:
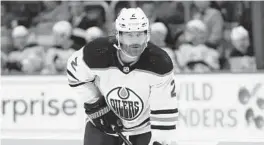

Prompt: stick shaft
[{"left": 116, "top": 131, "right": 132, "bottom": 145}]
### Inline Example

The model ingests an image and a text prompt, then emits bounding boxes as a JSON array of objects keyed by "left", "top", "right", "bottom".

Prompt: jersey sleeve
[
  {"left": 66, "top": 47, "right": 101, "bottom": 104},
  {"left": 149, "top": 71, "right": 178, "bottom": 142}
]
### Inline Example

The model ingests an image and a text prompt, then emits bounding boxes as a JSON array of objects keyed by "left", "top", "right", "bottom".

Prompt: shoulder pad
[
  {"left": 138, "top": 42, "right": 173, "bottom": 75},
  {"left": 82, "top": 37, "right": 116, "bottom": 68}
]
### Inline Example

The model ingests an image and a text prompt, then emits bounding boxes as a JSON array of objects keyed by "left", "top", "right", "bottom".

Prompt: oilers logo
[{"left": 106, "top": 87, "right": 144, "bottom": 121}]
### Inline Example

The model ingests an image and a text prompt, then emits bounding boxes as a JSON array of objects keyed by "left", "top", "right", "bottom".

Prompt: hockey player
[{"left": 67, "top": 8, "right": 178, "bottom": 145}]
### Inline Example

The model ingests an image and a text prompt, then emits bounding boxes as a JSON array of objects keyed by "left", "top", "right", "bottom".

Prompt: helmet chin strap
[
  {"left": 113, "top": 43, "right": 139, "bottom": 63},
  {"left": 120, "top": 49, "right": 139, "bottom": 60}
]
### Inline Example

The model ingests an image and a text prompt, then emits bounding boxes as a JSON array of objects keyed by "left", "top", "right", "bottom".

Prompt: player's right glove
[{"left": 84, "top": 96, "right": 123, "bottom": 134}]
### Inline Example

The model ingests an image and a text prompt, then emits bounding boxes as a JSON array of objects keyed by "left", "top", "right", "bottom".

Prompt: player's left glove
[{"left": 84, "top": 96, "right": 123, "bottom": 134}]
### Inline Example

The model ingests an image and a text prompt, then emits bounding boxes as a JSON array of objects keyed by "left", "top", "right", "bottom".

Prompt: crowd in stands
[{"left": 1, "top": 1, "right": 258, "bottom": 75}]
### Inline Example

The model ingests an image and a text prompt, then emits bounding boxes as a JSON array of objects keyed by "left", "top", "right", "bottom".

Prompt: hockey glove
[{"left": 84, "top": 97, "right": 123, "bottom": 134}]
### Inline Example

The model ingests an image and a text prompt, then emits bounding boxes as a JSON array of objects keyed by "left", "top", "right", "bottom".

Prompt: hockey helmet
[{"left": 115, "top": 7, "right": 150, "bottom": 59}]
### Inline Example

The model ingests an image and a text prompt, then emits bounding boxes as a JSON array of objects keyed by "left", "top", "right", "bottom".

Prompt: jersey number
[{"left": 170, "top": 80, "right": 176, "bottom": 97}]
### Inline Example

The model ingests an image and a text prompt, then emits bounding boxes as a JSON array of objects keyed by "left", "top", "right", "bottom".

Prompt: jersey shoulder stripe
[
  {"left": 150, "top": 108, "right": 178, "bottom": 114},
  {"left": 151, "top": 125, "right": 176, "bottom": 130},
  {"left": 124, "top": 117, "right": 150, "bottom": 130}
]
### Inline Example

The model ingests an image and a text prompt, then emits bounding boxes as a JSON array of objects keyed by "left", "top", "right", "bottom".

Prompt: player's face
[{"left": 119, "top": 31, "right": 148, "bottom": 57}]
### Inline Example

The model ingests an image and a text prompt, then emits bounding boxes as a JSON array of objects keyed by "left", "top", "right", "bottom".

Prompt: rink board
[{"left": 1, "top": 74, "right": 264, "bottom": 145}]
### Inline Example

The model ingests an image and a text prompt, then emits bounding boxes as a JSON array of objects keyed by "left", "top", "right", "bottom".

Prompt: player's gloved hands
[{"left": 84, "top": 96, "right": 123, "bottom": 134}]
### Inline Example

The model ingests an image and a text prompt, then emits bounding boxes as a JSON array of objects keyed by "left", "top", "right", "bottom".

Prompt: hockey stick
[
  {"left": 113, "top": 126, "right": 162, "bottom": 145},
  {"left": 116, "top": 131, "right": 132, "bottom": 145},
  {"left": 111, "top": 125, "right": 132, "bottom": 145}
]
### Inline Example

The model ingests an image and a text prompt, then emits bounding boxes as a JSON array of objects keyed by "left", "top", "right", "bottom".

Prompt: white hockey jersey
[{"left": 66, "top": 37, "right": 178, "bottom": 137}]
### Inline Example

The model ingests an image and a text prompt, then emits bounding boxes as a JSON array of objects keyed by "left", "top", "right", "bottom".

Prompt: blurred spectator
[
  {"left": 228, "top": 26, "right": 256, "bottom": 72},
  {"left": 193, "top": 1, "right": 224, "bottom": 49},
  {"left": 1, "top": 26, "right": 14, "bottom": 55},
  {"left": 140, "top": 1, "right": 157, "bottom": 24},
  {"left": 41, "top": 21, "right": 76, "bottom": 75},
  {"left": 33, "top": 1, "right": 70, "bottom": 25},
  {"left": 1, "top": 3, "right": 14, "bottom": 28},
  {"left": 176, "top": 20, "right": 220, "bottom": 73},
  {"left": 140, "top": 1, "right": 174, "bottom": 47},
  {"left": 1, "top": 1, "right": 43, "bottom": 28},
  {"left": 1, "top": 50, "right": 8, "bottom": 74},
  {"left": 69, "top": 1, "right": 87, "bottom": 28},
  {"left": 68, "top": 1, "right": 90, "bottom": 47},
  {"left": 239, "top": 2, "right": 252, "bottom": 35},
  {"left": 150, "top": 22, "right": 179, "bottom": 72},
  {"left": 1, "top": 4, "right": 14, "bottom": 54},
  {"left": 211, "top": 1, "right": 242, "bottom": 22},
  {"left": 12, "top": 26, "right": 30, "bottom": 49},
  {"left": 85, "top": 5, "right": 106, "bottom": 28},
  {"left": 155, "top": 1, "right": 185, "bottom": 24},
  {"left": 238, "top": 2, "right": 254, "bottom": 55},
  {"left": 85, "top": 26, "right": 104, "bottom": 43},
  {"left": 31, "top": 1, "right": 70, "bottom": 35},
  {"left": 69, "top": 1, "right": 105, "bottom": 47},
  {"left": 114, "top": 1, "right": 131, "bottom": 19},
  {"left": 6, "top": 26, "right": 45, "bottom": 74},
  {"left": 150, "top": 22, "right": 168, "bottom": 48}
]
